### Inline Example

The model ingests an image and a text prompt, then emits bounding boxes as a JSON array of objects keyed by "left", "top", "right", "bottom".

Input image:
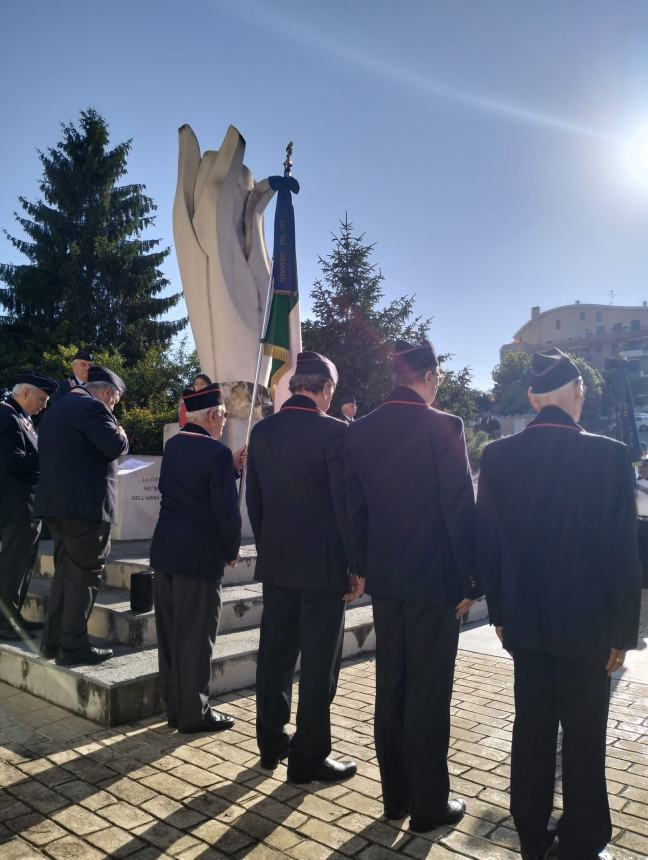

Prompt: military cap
[
  {"left": 294, "top": 351, "right": 339, "bottom": 385},
  {"left": 393, "top": 339, "right": 438, "bottom": 374},
  {"left": 87, "top": 365, "right": 126, "bottom": 395},
  {"left": 183, "top": 383, "right": 224, "bottom": 412},
  {"left": 340, "top": 394, "right": 357, "bottom": 406},
  {"left": 529, "top": 348, "right": 581, "bottom": 394},
  {"left": 15, "top": 371, "right": 58, "bottom": 396},
  {"left": 72, "top": 348, "right": 93, "bottom": 362}
]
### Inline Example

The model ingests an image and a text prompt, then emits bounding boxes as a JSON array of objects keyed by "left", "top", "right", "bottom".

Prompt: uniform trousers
[
  {"left": 372, "top": 597, "right": 460, "bottom": 821},
  {"left": 154, "top": 572, "right": 222, "bottom": 729},
  {"left": 511, "top": 649, "right": 612, "bottom": 859},
  {"left": 0, "top": 519, "right": 41, "bottom": 628},
  {"left": 41, "top": 518, "right": 111, "bottom": 654},
  {"left": 256, "top": 583, "right": 345, "bottom": 770}
]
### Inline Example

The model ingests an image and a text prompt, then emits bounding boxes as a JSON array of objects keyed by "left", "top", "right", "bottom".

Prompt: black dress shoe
[
  {"left": 409, "top": 799, "right": 466, "bottom": 832},
  {"left": 56, "top": 646, "right": 113, "bottom": 666},
  {"left": 39, "top": 644, "right": 58, "bottom": 659},
  {"left": 178, "top": 709, "right": 234, "bottom": 734},
  {"left": 260, "top": 744, "right": 291, "bottom": 770},
  {"left": 287, "top": 757, "right": 357, "bottom": 784},
  {"left": 16, "top": 618, "right": 44, "bottom": 633}
]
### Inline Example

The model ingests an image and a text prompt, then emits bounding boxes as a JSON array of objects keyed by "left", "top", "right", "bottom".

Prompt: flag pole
[{"left": 238, "top": 142, "right": 294, "bottom": 505}]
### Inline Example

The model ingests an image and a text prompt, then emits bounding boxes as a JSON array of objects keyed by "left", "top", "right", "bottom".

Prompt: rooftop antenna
[{"left": 607, "top": 290, "right": 616, "bottom": 305}]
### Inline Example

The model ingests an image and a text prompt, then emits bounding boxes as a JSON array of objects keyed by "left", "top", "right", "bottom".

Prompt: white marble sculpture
[{"left": 173, "top": 124, "right": 276, "bottom": 396}]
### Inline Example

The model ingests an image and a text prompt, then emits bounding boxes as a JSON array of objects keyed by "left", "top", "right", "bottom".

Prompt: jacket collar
[
  {"left": 280, "top": 394, "right": 323, "bottom": 414},
  {"left": 525, "top": 405, "right": 582, "bottom": 432},
  {"left": 4, "top": 396, "right": 28, "bottom": 419},
  {"left": 383, "top": 386, "right": 430, "bottom": 408},
  {"left": 180, "top": 422, "right": 212, "bottom": 437}
]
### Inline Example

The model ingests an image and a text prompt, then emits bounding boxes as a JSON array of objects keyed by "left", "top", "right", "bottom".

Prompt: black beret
[
  {"left": 393, "top": 339, "right": 438, "bottom": 374},
  {"left": 529, "top": 348, "right": 581, "bottom": 394},
  {"left": 183, "top": 383, "right": 224, "bottom": 412},
  {"left": 73, "top": 349, "right": 93, "bottom": 362},
  {"left": 87, "top": 365, "right": 126, "bottom": 395},
  {"left": 294, "top": 352, "right": 339, "bottom": 385},
  {"left": 15, "top": 371, "right": 58, "bottom": 396},
  {"left": 340, "top": 394, "right": 357, "bottom": 406}
]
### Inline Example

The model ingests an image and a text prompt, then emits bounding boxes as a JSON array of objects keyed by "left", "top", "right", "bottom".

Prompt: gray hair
[
  {"left": 11, "top": 383, "right": 41, "bottom": 399},
  {"left": 84, "top": 381, "right": 119, "bottom": 398},
  {"left": 289, "top": 373, "right": 332, "bottom": 395}
]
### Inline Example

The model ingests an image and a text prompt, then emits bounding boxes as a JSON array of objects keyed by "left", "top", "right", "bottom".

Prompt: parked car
[{"left": 636, "top": 414, "right": 648, "bottom": 432}]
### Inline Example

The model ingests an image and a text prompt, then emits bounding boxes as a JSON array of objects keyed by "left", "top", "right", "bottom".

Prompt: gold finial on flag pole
[{"left": 284, "top": 142, "right": 293, "bottom": 177}]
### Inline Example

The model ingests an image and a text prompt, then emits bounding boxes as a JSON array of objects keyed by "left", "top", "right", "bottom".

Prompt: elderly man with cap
[
  {"left": 151, "top": 383, "right": 244, "bottom": 734},
  {"left": 246, "top": 351, "right": 359, "bottom": 783},
  {"left": 51, "top": 348, "right": 93, "bottom": 402},
  {"left": 0, "top": 371, "right": 57, "bottom": 640},
  {"left": 345, "top": 339, "right": 480, "bottom": 831},
  {"left": 36, "top": 366, "right": 129, "bottom": 665},
  {"left": 476, "top": 347, "right": 641, "bottom": 860},
  {"left": 339, "top": 394, "right": 358, "bottom": 424}
]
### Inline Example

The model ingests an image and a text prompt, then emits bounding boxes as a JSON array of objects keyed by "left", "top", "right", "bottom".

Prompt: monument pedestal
[{"left": 113, "top": 456, "right": 162, "bottom": 541}]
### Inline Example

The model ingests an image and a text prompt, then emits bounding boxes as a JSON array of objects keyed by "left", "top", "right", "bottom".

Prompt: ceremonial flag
[
  {"left": 609, "top": 358, "right": 642, "bottom": 461},
  {"left": 263, "top": 171, "right": 301, "bottom": 409}
]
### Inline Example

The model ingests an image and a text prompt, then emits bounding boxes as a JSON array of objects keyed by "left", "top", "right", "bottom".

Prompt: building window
[
  {"left": 597, "top": 325, "right": 605, "bottom": 334},
  {"left": 579, "top": 312, "right": 586, "bottom": 320},
  {"left": 596, "top": 311, "right": 602, "bottom": 322},
  {"left": 613, "top": 322, "right": 622, "bottom": 332},
  {"left": 631, "top": 319, "right": 640, "bottom": 330},
  {"left": 555, "top": 319, "right": 561, "bottom": 330}
]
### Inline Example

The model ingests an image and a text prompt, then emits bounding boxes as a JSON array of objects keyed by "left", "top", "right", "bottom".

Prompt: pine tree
[
  {"left": 0, "top": 108, "right": 185, "bottom": 382},
  {"left": 302, "top": 216, "right": 431, "bottom": 413}
]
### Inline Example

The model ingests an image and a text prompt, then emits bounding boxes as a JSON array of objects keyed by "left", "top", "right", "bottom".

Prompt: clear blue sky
[{"left": 3, "top": 0, "right": 648, "bottom": 390}]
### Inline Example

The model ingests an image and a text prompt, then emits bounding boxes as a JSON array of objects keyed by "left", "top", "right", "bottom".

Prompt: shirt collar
[
  {"left": 526, "top": 405, "right": 581, "bottom": 431},
  {"left": 180, "top": 422, "right": 212, "bottom": 437},
  {"left": 384, "top": 386, "right": 430, "bottom": 407}
]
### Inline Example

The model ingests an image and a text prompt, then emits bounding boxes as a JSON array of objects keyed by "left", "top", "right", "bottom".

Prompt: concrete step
[
  {"left": 22, "top": 577, "right": 270, "bottom": 647},
  {"left": 36, "top": 540, "right": 258, "bottom": 588},
  {"left": 0, "top": 604, "right": 377, "bottom": 726}
]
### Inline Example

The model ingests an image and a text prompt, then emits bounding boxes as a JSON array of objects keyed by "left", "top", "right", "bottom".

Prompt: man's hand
[
  {"left": 343, "top": 574, "right": 366, "bottom": 603},
  {"left": 454, "top": 598, "right": 475, "bottom": 620},
  {"left": 605, "top": 648, "right": 626, "bottom": 676},
  {"left": 233, "top": 446, "right": 247, "bottom": 472},
  {"left": 117, "top": 425, "right": 128, "bottom": 439},
  {"left": 228, "top": 555, "right": 240, "bottom": 568}
]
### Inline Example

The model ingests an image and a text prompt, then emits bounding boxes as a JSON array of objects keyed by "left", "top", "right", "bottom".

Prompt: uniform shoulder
[
  {"left": 428, "top": 407, "right": 464, "bottom": 432},
  {"left": 579, "top": 430, "right": 631, "bottom": 457}
]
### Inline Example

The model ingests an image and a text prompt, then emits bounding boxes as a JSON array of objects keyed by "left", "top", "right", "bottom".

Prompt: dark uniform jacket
[
  {"left": 476, "top": 405, "right": 641, "bottom": 664},
  {"left": 51, "top": 375, "right": 81, "bottom": 403},
  {"left": 0, "top": 398, "right": 40, "bottom": 521},
  {"left": 345, "top": 385, "right": 480, "bottom": 604},
  {"left": 34, "top": 389, "right": 129, "bottom": 523},
  {"left": 150, "top": 423, "right": 241, "bottom": 580},
  {"left": 246, "top": 394, "right": 350, "bottom": 592}
]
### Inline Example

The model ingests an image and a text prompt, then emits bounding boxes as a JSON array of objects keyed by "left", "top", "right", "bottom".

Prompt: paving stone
[
  {"left": 5, "top": 812, "right": 67, "bottom": 846},
  {"left": 0, "top": 837, "right": 47, "bottom": 858},
  {"left": 85, "top": 825, "right": 147, "bottom": 857},
  {"left": 100, "top": 801, "right": 155, "bottom": 830},
  {"left": 51, "top": 804, "right": 108, "bottom": 835},
  {"left": 43, "top": 833, "right": 106, "bottom": 858}
]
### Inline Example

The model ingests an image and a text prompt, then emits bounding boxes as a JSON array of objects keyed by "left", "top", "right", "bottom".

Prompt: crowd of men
[{"left": 0, "top": 341, "right": 642, "bottom": 860}]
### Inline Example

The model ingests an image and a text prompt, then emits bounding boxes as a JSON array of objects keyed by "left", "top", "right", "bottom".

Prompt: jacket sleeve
[
  {"left": 0, "top": 415, "right": 38, "bottom": 478},
  {"left": 210, "top": 446, "right": 242, "bottom": 562},
  {"left": 344, "top": 432, "right": 368, "bottom": 576},
  {"left": 245, "top": 430, "right": 262, "bottom": 545},
  {"left": 605, "top": 444, "right": 642, "bottom": 650},
  {"left": 475, "top": 446, "right": 503, "bottom": 625},
  {"left": 325, "top": 422, "right": 351, "bottom": 568},
  {"left": 432, "top": 415, "right": 481, "bottom": 599},
  {"left": 82, "top": 400, "right": 129, "bottom": 461}
]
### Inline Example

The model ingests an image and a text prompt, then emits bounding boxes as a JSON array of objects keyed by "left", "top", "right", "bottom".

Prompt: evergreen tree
[
  {"left": 302, "top": 216, "right": 431, "bottom": 413},
  {"left": 0, "top": 108, "right": 185, "bottom": 383}
]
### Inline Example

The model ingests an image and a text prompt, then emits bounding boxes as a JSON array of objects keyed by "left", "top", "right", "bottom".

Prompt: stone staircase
[{"left": 0, "top": 540, "right": 488, "bottom": 727}]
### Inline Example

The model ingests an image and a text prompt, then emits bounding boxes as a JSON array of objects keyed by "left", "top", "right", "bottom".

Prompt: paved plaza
[{"left": 0, "top": 639, "right": 646, "bottom": 859}]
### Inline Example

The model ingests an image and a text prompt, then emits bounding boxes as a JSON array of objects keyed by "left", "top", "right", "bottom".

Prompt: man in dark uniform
[
  {"left": 0, "top": 372, "right": 57, "bottom": 639},
  {"left": 476, "top": 348, "right": 641, "bottom": 860},
  {"left": 51, "top": 348, "right": 93, "bottom": 402},
  {"left": 36, "top": 366, "right": 129, "bottom": 664},
  {"left": 340, "top": 394, "right": 357, "bottom": 424},
  {"left": 151, "top": 384, "right": 243, "bottom": 734},
  {"left": 345, "top": 340, "right": 480, "bottom": 831},
  {"left": 246, "top": 351, "right": 359, "bottom": 783}
]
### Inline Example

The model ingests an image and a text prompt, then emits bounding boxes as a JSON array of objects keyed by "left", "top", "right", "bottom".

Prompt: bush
[
  {"left": 121, "top": 407, "right": 177, "bottom": 455},
  {"left": 465, "top": 428, "right": 490, "bottom": 472}
]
